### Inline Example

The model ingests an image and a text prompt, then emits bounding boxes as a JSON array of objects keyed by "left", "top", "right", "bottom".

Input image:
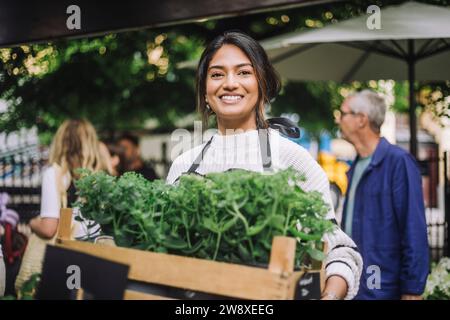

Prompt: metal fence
[{"left": 418, "top": 144, "right": 449, "bottom": 262}]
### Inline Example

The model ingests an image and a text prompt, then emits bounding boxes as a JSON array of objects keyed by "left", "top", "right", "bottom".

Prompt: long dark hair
[{"left": 196, "top": 31, "right": 281, "bottom": 130}]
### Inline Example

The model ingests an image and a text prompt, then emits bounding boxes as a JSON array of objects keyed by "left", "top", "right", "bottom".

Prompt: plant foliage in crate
[{"left": 74, "top": 168, "right": 334, "bottom": 269}]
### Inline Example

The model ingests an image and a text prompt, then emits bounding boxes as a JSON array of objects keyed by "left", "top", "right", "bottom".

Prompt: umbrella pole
[
  {"left": 445, "top": 151, "right": 450, "bottom": 257},
  {"left": 408, "top": 40, "right": 418, "bottom": 158}
]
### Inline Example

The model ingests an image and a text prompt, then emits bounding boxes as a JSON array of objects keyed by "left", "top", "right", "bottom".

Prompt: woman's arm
[
  {"left": 32, "top": 166, "right": 62, "bottom": 239},
  {"left": 322, "top": 225, "right": 363, "bottom": 299},
  {"left": 29, "top": 217, "right": 59, "bottom": 239}
]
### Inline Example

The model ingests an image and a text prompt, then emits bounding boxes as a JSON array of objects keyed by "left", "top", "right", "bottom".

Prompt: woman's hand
[
  {"left": 321, "top": 275, "right": 348, "bottom": 300},
  {"left": 401, "top": 294, "right": 422, "bottom": 300}
]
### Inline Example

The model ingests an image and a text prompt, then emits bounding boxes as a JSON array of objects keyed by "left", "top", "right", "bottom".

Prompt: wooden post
[
  {"left": 268, "top": 236, "right": 297, "bottom": 299},
  {"left": 268, "top": 236, "right": 296, "bottom": 276},
  {"left": 57, "top": 208, "right": 73, "bottom": 241},
  {"left": 76, "top": 288, "right": 84, "bottom": 300}
]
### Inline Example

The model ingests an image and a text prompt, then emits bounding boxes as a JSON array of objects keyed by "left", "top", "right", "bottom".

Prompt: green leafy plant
[
  {"left": 75, "top": 168, "right": 334, "bottom": 269},
  {"left": 1, "top": 273, "right": 41, "bottom": 300}
]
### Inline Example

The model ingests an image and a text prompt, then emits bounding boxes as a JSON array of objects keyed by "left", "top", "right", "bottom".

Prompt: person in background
[
  {"left": 99, "top": 142, "right": 115, "bottom": 176},
  {"left": 103, "top": 142, "right": 126, "bottom": 177},
  {"left": 118, "top": 133, "right": 158, "bottom": 181},
  {"left": 29, "top": 119, "right": 111, "bottom": 241},
  {"left": 336, "top": 90, "right": 429, "bottom": 300}
]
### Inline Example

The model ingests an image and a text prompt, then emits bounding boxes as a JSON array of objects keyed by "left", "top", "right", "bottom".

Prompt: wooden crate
[{"left": 55, "top": 208, "right": 325, "bottom": 300}]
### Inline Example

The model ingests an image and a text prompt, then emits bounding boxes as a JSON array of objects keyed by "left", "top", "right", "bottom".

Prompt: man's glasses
[{"left": 333, "top": 109, "right": 357, "bottom": 120}]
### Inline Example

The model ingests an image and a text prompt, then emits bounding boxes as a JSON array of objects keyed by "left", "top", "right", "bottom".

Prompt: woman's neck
[{"left": 217, "top": 114, "right": 257, "bottom": 135}]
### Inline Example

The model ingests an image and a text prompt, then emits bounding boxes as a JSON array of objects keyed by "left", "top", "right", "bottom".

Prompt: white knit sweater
[{"left": 167, "top": 128, "right": 362, "bottom": 299}]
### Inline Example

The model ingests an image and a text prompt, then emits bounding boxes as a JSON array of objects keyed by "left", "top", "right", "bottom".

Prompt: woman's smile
[{"left": 219, "top": 94, "right": 244, "bottom": 104}]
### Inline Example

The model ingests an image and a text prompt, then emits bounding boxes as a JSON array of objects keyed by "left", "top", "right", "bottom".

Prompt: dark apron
[{"left": 175, "top": 129, "right": 273, "bottom": 183}]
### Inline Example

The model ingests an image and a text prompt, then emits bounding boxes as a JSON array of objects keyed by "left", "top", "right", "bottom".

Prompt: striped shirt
[{"left": 167, "top": 128, "right": 363, "bottom": 299}]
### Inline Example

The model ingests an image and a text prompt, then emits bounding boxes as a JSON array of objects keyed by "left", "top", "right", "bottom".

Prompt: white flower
[
  {"left": 424, "top": 257, "right": 450, "bottom": 299},
  {"left": 288, "top": 178, "right": 296, "bottom": 187},
  {"left": 296, "top": 219, "right": 302, "bottom": 231}
]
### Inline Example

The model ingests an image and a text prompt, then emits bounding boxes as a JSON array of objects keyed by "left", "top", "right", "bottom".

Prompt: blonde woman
[{"left": 29, "top": 119, "right": 110, "bottom": 241}]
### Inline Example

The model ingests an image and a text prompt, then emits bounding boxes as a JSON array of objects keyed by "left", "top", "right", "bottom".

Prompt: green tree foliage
[
  {"left": 0, "top": 31, "right": 204, "bottom": 135},
  {"left": 1, "top": 0, "right": 448, "bottom": 138},
  {"left": 271, "top": 81, "right": 342, "bottom": 136}
]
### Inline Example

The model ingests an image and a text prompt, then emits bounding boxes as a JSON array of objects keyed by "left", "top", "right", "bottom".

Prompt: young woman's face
[{"left": 205, "top": 45, "right": 259, "bottom": 127}]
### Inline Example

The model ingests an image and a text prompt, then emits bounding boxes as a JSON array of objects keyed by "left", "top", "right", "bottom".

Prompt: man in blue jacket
[{"left": 336, "top": 90, "right": 429, "bottom": 300}]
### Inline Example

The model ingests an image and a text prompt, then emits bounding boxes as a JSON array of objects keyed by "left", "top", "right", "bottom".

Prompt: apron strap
[
  {"left": 259, "top": 129, "right": 272, "bottom": 171},
  {"left": 186, "top": 136, "right": 214, "bottom": 174},
  {"left": 186, "top": 129, "right": 272, "bottom": 175}
]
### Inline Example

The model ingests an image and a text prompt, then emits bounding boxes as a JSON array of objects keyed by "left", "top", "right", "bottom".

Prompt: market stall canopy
[
  {"left": 260, "top": 1, "right": 450, "bottom": 81},
  {"left": 0, "top": 0, "right": 337, "bottom": 48},
  {"left": 259, "top": 1, "right": 450, "bottom": 157}
]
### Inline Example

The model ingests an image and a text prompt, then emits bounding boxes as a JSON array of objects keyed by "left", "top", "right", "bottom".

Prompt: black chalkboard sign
[
  {"left": 294, "top": 271, "right": 321, "bottom": 300},
  {"left": 36, "top": 245, "right": 129, "bottom": 300}
]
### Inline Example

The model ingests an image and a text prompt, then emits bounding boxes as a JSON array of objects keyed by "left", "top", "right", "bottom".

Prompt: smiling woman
[
  {"left": 166, "top": 31, "right": 363, "bottom": 300},
  {"left": 196, "top": 31, "right": 280, "bottom": 133}
]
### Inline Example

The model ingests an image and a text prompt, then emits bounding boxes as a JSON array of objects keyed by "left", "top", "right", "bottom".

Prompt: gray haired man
[{"left": 336, "top": 89, "right": 429, "bottom": 300}]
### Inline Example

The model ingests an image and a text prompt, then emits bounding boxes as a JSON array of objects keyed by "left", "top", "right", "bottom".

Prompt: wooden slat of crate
[
  {"left": 123, "top": 290, "right": 173, "bottom": 300},
  {"left": 57, "top": 238, "right": 302, "bottom": 300}
]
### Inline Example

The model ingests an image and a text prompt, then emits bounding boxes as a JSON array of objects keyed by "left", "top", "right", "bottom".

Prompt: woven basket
[
  {"left": 14, "top": 232, "right": 56, "bottom": 292},
  {"left": 15, "top": 163, "right": 71, "bottom": 293}
]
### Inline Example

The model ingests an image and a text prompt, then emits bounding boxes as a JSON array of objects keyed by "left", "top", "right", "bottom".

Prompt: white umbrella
[{"left": 260, "top": 1, "right": 450, "bottom": 157}]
